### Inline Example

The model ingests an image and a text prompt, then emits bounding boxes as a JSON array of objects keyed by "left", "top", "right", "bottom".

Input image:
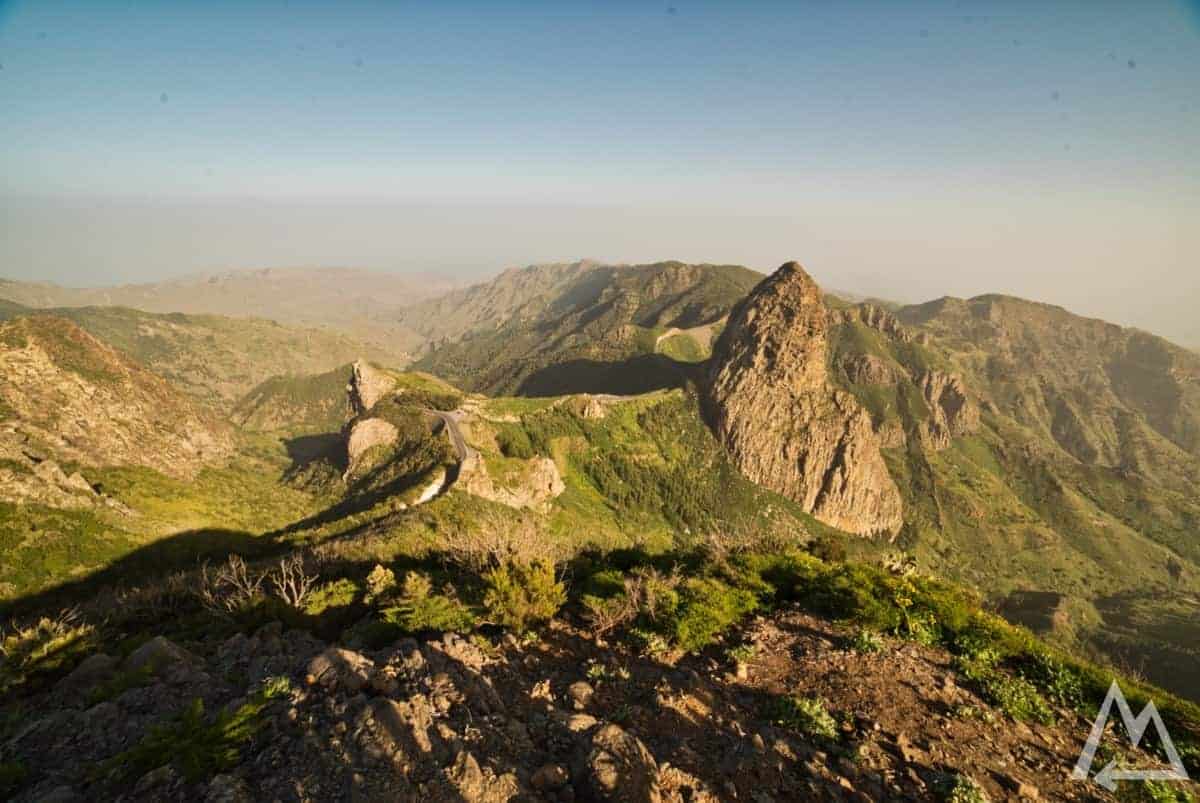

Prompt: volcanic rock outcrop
[{"left": 704, "top": 263, "right": 903, "bottom": 536}]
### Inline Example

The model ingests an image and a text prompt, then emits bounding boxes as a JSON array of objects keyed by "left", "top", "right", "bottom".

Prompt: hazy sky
[{"left": 1, "top": 1, "right": 1198, "bottom": 343}]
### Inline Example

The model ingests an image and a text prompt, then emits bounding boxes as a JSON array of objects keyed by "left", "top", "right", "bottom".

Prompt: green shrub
[
  {"left": 483, "top": 560, "right": 565, "bottom": 634},
  {"left": 382, "top": 572, "right": 476, "bottom": 634},
  {"left": 364, "top": 564, "right": 397, "bottom": 605},
  {"left": 494, "top": 424, "right": 535, "bottom": 459},
  {"left": 1116, "top": 779, "right": 1195, "bottom": 802},
  {"left": 807, "top": 534, "right": 847, "bottom": 563},
  {"left": 933, "top": 772, "right": 990, "bottom": 803},
  {"left": 106, "top": 678, "right": 290, "bottom": 783},
  {"left": 665, "top": 577, "right": 757, "bottom": 653},
  {"left": 850, "top": 628, "right": 884, "bottom": 654},
  {"left": 303, "top": 578, "right": 359, "bottom": 616},
  {"left": 955, "top": 650, "right": 1053, "bottom": 724},
  {"left": 1019, "top": 651, "right": 1085, "bottom": 709},
  {"left": 733, "top": 550, "right": 825, "bottom": 602},
  {"left": 768, "top": 695, "right": 839, "bottom": 741}
]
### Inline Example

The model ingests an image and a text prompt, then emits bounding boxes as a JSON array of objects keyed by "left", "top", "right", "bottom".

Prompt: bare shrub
[
  {"left": 268, "top": 554, "right": 319, "bottom": 609},
  {"left": 697, "top": 518, "right": 791, "bottom": 562},
  {"left": 112, "top": 571, "right": 192, "bottom": 622},
  {"left": 583, "top": 567, "right": 681, "bottom": 638},
  {"left": 195, "top": 555, "right": 264, "bottom": 618},
  {"left": 440, "top": 507, "right": 554, "bottom": 572}
]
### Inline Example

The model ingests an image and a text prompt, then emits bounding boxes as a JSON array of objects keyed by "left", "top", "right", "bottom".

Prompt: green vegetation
[
  {"left": 664, "top": 577, "right": 758, "bottom": 653},
  {"left": 104, "top": 677, "right": 291, "bottom": 784},
  {"left": 933, "top": 772, "right": 990, "bottom": 803},
  {"left": 657, "top": 332, "right": 707, "bottom": 363},
  {"left": 380, "top": 572, "right": 476, "bottom": 634},
  {"left": 414, "top": 262, "right": 759, "bottom": 395},
  {"left": 767, "top": 694, "right": 840, "bottom": 741},
  {"left": 41, "top": 306, "right": 404, "bottom": 409},
  {"left": 483, "top": 560, "right": 566, "bottom": 634},
  {"left": 0, "top": 610, "right": 98, "bottom": 694},
  {"left": 850, "top": 628, "right": 884, "bottom": 654},
  {"left": 233, "top": 364, "right": 353, "bottom": 433}
]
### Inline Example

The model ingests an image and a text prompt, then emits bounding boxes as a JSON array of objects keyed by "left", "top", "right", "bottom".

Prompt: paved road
[{"left": 429, "top": 409, "right": 476, "bottom": 462}]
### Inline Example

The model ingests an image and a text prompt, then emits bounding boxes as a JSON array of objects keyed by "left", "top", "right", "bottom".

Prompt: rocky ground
[{"left": 7, "top": 604, "right": 1189, "bottom": 803}]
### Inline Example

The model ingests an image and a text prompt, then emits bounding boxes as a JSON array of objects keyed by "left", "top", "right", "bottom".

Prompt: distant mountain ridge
[{"left": 0, "top": 267, "right": 459, "bottom": 357}]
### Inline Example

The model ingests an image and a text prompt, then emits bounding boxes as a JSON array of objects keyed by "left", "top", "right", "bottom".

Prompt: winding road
[{"left": 429, "top": 409, "right": 476, "bottom": 462}]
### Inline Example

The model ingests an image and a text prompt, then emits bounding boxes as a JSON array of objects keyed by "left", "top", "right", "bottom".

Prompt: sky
[{"left": 1, "top": 0, "right": 1198, "bottom": 344}]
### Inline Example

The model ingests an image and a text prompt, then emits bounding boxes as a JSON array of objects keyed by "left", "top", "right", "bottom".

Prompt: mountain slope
[
  {"left": 410, "top": 260, "right": 762, "bottom": 396},
  {"left": 0, "top": 305, "right": 406, "bottom": 410},
  {"left": 0, "top": 315, "right": 234, "bottom": 480},
  {"left": 816, "top": 288, "right": 1200, "bottom": 699}
]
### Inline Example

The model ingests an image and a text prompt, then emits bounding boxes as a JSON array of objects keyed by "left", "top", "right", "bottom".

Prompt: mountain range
[{"left": 1, "top": 260, "right": 1198, "bottom": 801}]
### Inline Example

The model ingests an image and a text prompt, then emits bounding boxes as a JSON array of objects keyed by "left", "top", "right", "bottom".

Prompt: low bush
[
  {"left": 303, "top": 578, "right": 360, "bottom": 616},
  {"left": 850, "top": 628, "right": 884, "bottom": 654},
  {"left": 666, "top": 577, "right": 758, "bottom": 653},
  {"left": 381, "top": 572, "right": 476, "bottom": 634},
  {"left": 483, "top": 560, "right": 565, "bottom": 634},
  {"left": 0, "top": 608, "right": 97, "bottom": 694},
  {"left": 767, "top": 695, "right": 839, "bottom": 741},
  {"left": 932, "top": 772, "right": 990, "bottom": 803},
  {"left": 363, "top": 564, "right": 397, "bottom": 604}
]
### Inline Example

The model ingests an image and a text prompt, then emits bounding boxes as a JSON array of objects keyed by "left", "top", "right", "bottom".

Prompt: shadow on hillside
[
  {"left": 0, "top": 527, "right": 281, "bottom": 619},
  {"left": 284, "top": 432, "right": 346, "bottom": 472},
  {"left": 515, "top": 354, "right": 703, "bottom": 397}
]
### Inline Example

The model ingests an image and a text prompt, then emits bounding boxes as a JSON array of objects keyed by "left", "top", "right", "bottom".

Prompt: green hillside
[{"left": 412, "top": 261, "right": 760, "bottom": 395}]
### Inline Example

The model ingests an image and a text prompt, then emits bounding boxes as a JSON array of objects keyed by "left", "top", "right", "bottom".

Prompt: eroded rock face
[
  {"left": 457, "top": 453, "right": 565, "bottom": 510},
  {"left": 839, "top": 353, "right": 900, "bottom": 386},
  {"left": 348, "top": 359, "right": 397, "bottom": 415},
  {"left": 344, "top": 417, "right": 399, "bottom": 477},
  {"left": 917, "top": 369, "right": 981, "bottom": 450},
  {"left": 705, "top": 262, "right": 903, "bottom": 536}
]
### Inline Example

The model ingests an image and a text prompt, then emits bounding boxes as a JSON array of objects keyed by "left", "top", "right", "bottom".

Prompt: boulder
[
  {"left": 305, "top": 647, "right": 374, "bottom": 692},
  {"left": 575, "top": 723, "right": 662, "bottom": 802},
  {"left": 123, "top": 637, "right": 197, "bottom": 675}
]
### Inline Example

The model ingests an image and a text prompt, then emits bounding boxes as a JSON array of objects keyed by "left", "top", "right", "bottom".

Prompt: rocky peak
[
  {"left": 705, "top": 262, "right": 903, "bottom": 536},
  {"left": 348, "top": 359, "right": 397, "bottom": 415}
]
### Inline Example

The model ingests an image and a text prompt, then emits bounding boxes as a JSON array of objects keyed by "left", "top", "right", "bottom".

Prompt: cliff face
[{"left": 705, "top": 263, "right": 903, "bottom": 536}]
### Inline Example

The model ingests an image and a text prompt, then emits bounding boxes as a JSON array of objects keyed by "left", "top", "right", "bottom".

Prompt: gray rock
[
  {"left": 204, "top": 773, "right": 252, "bottom": 803},
  {"left": 305, "top": 647, "right": 374, "bottom": 692},
  {"left": 575, "top": 724, "right": 662, "bottom": 802},
  {"left": 123, "top": 636, "right": 197, "bottom": 675}
]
